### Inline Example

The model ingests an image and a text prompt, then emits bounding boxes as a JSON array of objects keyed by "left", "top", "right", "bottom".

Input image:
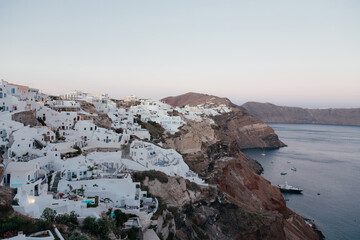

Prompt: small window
[{"left": 84, "top": 128, "right": 86, "bottom": 130}]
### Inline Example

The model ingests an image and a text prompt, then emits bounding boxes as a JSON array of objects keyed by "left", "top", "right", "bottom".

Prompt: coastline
[
  {"left": 303, "top": 217, "right": 326, "bottom": 240},
  {"left": 266, "top": 122, "right": 360, "bottom": 128}
]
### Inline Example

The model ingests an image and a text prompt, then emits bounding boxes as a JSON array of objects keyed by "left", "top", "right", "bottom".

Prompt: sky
[{"left": 0, "top": 0, "right": 359, "bottom": 108}]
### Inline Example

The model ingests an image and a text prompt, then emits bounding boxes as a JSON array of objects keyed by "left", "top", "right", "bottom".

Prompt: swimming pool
[{"left": 81, "top": 200, "right": 94, "bottom": 204}]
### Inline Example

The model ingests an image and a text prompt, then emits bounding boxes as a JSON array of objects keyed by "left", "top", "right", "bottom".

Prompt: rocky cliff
[
  {"left": 162, "top": 92, "right": 285, "bottom": 150},
  {"left": 163, "top": 92, "right": 235, "bottom": 108},
  {"left": 157, "top": 93, "right": 319, "bottom": 239},
  {"left": 11, "top": 110, "right": 42, "bottom": 127},
  {"left": 242, "top": 102, "right": 360, "bottom": 126},
  {"left": 140, "top": 167, "right": 319, "bottom": 240}
]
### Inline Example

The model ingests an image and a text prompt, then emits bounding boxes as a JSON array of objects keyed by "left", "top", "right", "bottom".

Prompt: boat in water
[
  {"left": 278, "top": 182, "right": 303, "bottom": 194},
  {"left": 291, "top": 167, "right": 297, "bottom": 171},
  {"left": 261, "top": 149, "right": 266, "bottom": 156},
  {"left": 280, "top": 172, "right": 287, "bottom": 175}
]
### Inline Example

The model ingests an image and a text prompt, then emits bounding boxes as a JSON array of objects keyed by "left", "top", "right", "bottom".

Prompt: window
[
  {"left": 11, "top": 88, "right": 15, "bottom": 94},
  {"left": 84, "top": 128, "right": 86, "bottom": 130},
  {"left": 0, "top": 93, "right": 2, "bottom": 98}
]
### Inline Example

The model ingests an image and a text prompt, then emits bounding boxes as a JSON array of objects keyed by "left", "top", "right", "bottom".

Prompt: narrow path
[{"left": 51, "top": 171, "right": 61, "bottom": 193}]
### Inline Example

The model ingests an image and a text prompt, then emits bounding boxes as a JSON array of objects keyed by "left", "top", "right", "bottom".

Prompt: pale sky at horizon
[{"left": 0, "top": 0, "right": 359, "bottom": 108}]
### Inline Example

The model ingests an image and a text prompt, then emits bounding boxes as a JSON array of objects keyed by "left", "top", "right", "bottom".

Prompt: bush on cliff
[{"left": 133, "top": 170, "right": 168, "bottom": 184}]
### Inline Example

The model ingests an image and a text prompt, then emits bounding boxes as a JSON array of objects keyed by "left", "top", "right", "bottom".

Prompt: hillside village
[{"left": 0, "top": 80, "right": 233, "bottom": 240}]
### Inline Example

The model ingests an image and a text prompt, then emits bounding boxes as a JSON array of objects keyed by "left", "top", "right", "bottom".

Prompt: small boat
[
  {"left": 278, "top": 182, "right": 303, "bottom": 194},
  {"left": 261, "top": 149, "right": 266, "bottom": 156},
  {"left": 280, "top": 172, "right": 287, "bottom": 175},
  {"left": 291, "top": 167, "right": 297, "bottom": 171}
]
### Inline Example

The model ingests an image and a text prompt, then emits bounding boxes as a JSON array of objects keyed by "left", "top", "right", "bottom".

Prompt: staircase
[{"left": 51, "top": 171, "right": 61, "bottom": 193}]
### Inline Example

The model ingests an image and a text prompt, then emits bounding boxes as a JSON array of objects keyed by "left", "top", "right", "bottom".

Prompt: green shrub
[
  {"left": 82, "top": 217, "right": 96, "bottom": 231},
  {"left": 68, "top": 231, "right": 89, "bottom": 240},
  {"left": 127, "top": 227, "right": 139, "bottom": 240},
  {"left": 69, "top": 211, "right": 78, "bottom": 225},
  {"left": 167, "top": 232, "right": 175, "bottom": 240},
  {"left": 12, "top": 199, "right": 19, "bottom": 206},
  {"left": 41, "top": 208, "right": 57, "bottom": 223},
  {"left": 151, "top": 198, "right": 167, "bottom": 220},
  {"left": 114, "top": 209, "right": 128, "bottom": 227},
  {"left": 0, "top": 216, "right": 52, "bottom": 236},
  {"left": 133, "top": 170, "right": 168, "bottom": 184},
  {"left": 115, "top": 128, "right": 123, "bottom": 134},
  {"left": 82, "top": 216, "right": 110, "bottom": 238}
]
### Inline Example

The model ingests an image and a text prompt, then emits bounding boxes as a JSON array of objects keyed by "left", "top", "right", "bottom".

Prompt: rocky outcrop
[
  {"left": 213, "top": 110, "right": 286, "bottom": 150},
  {"left": 93, "top": 114, "right": 112, "bottom": 129},
  {"left": 140, "top": 166, "right": 319, "bottom": 240},
  {"left": 79, "top": 101, "right": 113, "bottom": 129},
  {"left": 162, "top": 92, "right": 235, "bottom": 108},
  {"left": 242, "top": 102, "right": 360, "bottom": 126},
  {"left": 143, "top": 176, "right": 204, "bottom": 207},
  {"left": 11, "top": 110, "right": 42, "bottom": 127},
  {"left": 0, "top": 185, "right": 14, "bottom": 218},
  {"left": 213, "top": 159, "right": 286, "bottom": 214},
  {"left": 165, "top": 119, "right": 216, "bottom": 154},
  {"left": 162, "top": 92, "right": 285, "bottom": 150},
  {"left": 79, "top": 101, "right": 97, "bottom": 114}
]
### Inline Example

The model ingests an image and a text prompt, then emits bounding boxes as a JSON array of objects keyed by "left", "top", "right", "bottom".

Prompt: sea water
[{"left": 244, "top": 123, "right": 360, "bottom": 240}]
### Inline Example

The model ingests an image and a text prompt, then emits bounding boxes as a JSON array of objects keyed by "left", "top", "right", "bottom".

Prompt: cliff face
[
  {"left": 79, "top": 101, "right": 97, "bottom": 114},
  {"left": 162, "top": 92, "right": 285, "bottom": 150},
  {"left": 242, "top": 102, "right": 360, "bottom": 126},
  {"left": 213, "top": 110, "right": 286, "bottom": 150},
  {"left": 11, "top": 110, "right": 42, "bottom": 127},
  {"left": 159, "top": 93, "right": 319, "bottom": 239},
  {"left": 141, "top": 165, "right": 319, "bottom": 240}
]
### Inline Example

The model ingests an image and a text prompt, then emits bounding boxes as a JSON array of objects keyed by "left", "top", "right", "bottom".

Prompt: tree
[
  {"left": 82, "top": 217, "right": 96, "bottom": 232},
  {"left": 127, "top": 227, "right": 139, "bottom": 240},
  {"left": 82, "top": 216, "right": 111, "bottom": 238},
  {"left": 68, "top": 231, "right": 89, "bottom": 240},
  {"left": 114, "top": 209, "right": 128, "bottom": 227},
  {"left": 69, "top": 211, "right": 78, "bottom": 225},
  {"left": 41, "top": 208, "right": 57, "bottom": 223},
  {"left": 94, "top": 217, "right": 110, "bottom": 237}
]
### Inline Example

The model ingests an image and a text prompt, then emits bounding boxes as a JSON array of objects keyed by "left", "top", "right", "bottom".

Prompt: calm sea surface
[{"left": 244, "top": 123, "right": 360, "bottom": 240}]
